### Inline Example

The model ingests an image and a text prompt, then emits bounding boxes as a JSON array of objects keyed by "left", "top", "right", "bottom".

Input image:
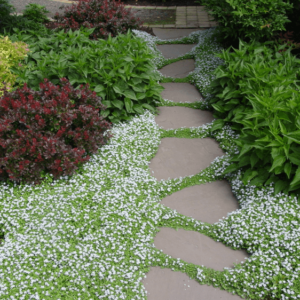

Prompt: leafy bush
[
  {"left": 0, "top": 35, "right": 29, "bottom": 96},
  {"left": 52, "top": 0, "right": 143, "bottom": 40},
  {"left": 9, "top": 28, "right": 162, "bottom": 123},
  {"left": 200, "top": 0, "right": 293, "bottom": 48},
  {"left": 0, "top": 0, "right": 15, "bottom": 28},
  {"left": 22, "top": 3, "right": 50, "bottom": 24},
  {"left": 0, "top": 78, "right": 112, "bottom": 185},
  {"left": 208, "top": 39, "right": 300, "bottom": 194}
]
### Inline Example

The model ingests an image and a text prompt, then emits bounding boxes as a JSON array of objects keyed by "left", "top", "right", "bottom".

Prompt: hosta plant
[
  {"left": 9, "top": 29, "right": 162, "bottom": 123},
  {"left": 0, "top": 78, "right": 112, "bottom": 185},
  {"left": 208, "top": 39, "right": 300, "bottom": 194},
  {"left": 51, "top": 0, "right": 143, "bottom": 40}
]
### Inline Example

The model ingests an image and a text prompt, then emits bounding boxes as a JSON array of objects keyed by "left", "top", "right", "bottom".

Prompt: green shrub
[
  {"left": 22, "top": 3, "right": 50, "bottom": 24},
  {"left": 9, "top": 28, "right": 162, "bottom": 123},
  {"left": 200, "top": 0, "right": 293, "bottom": 47},
  {"left": 208, "top": 39, "right": 300, "bottom": 194},
  {"left": 0, "top": 35, "right": 29, "bottom": 96}
]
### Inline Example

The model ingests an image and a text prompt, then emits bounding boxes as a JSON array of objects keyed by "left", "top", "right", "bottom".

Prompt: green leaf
[
  {"left": 269, "top": 155, "right": 286, "bottom": 172},
  {"left": 284, "top": 162, "right": 292, "bottom": 179},
  {"left": 274, "top": 180, "right": 289, "bottom": 195},
  {"left": 112, "top": 100, "right": 124, "bottom": 110},
  {"left": 223, "top": 163, "right": 239, "bottom": 175},
  {"left": 102, "top": 100, "right": 112, "bottom": 108},
  {"left": 124, "top": 90, "right": 137, "bottom": 100},
  {"left": 133, "top": 104, "right": 144, "bottom": 114},
  {"left": 142, "top": 103, "right": 155, "bottom": 112},
  {"left": 242, "top": 169, "right": 258, "bottom": 185},
  {"left": 94, "top": 85, "right": 105, "bottom": 92},
  {"left": 124, "top": 98, "right": 133, "bottom": 113},
  {"left": 290, "top": 166, "right": 300, "bottom": 187},
  {"left": 101, "top": 109, "right": 110, "bottom": 118},
  {"left": 250, "top": 152, "right": 260, "bottom": 168},
  {"left": 211, "top": 119, "right": 225, "bottom": 132}
]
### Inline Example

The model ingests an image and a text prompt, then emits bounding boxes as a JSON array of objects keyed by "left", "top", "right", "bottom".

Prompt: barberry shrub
[
  {"left": 0, "top": 78, "right": 112, "bottom": 185},
  {"left": 52, "top": 0, "right": 143, "bottom": 40}
]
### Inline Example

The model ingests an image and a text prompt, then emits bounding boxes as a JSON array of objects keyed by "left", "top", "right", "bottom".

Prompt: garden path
[{"left": 142, "top": 28, "right": 248, "bottom": 300}]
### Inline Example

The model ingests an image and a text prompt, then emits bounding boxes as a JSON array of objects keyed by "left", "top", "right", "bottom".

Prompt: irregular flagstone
[
  {"left": 160, "top": 82, "right": 204, "bottom": 103},
  {"left": 153, "top": 28, "right": 203, "bottom": 40},
  {"left": 142, "top": 267, "right": 243, "bottom": 300},
  {"left": 156, "top": 44, "right": 197, "bottom": 59},
  {"left": 159, "top": 59, "right": 195, "bottom": 78},
  {"left": 155, "top": 106, "right": 214, "bottom": 130},
  {"left": 154, "top": 228, "right": 249, "bottom": 271},
  {"left": 149, "top": 138, "right": 224, "bottom": 180},
  {"left": 161, "top": 181, "right": 239, "bottom": 224}
]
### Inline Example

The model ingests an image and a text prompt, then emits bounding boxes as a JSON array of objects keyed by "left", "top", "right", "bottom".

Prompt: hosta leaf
[
  {"left": 124, "top": 98, "right": 133, "bottom": 113},
  {"left": 124, "top": 90, "right": 137, "bottom": 100},
  {"left": 223, "top": 163, "right": 239, "bottom": 174},
  {"left": 211, "top": 119, "right": 225, "bottom": 132},
  {"left": 239, "top": 144, "right": 253, "bottom": 157},
  {"left": 101, "top": 100, "right": 112, "bottom": 108},
  {"left": 112, "top": 100, "right": 124, "bottom": 110},
  {"left": 250, "top": 152, "right": 260, "bottom": 168},
  {"left": 238, "top": 155, "right": 251, "bottom": 168},
  {"left": 136, "top": 92, "right": 146, "bottom": 100},
  {"left": 94, "top": 84, "right": 105, "bottom": 92},
  {"left": 101, "top": 109, "right": 110, "bottom": 118},
  {"left": 269, "top": 155, "right": 286, "bottom": 172},
  {"left": 142, "top": 103, "right": 155, "bottom": 112},
  {"left": 249, "top": 170, "right": 269, "bottom": 186},
  {"left": 288, "top": 152, "right": 300, "bottom": 166},
  {"left": 242, "top": 169, "right": 258, "bottom": 185},
  {"left": 133, "top": 104, "right": 144, "bottom": 114}
]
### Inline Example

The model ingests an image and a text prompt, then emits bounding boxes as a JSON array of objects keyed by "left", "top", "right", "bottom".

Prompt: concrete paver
[
  {"left": 159, "top": 59, "right": 195, "bottom": 78},
  {"left": 154, "top": 228, "right": 249, "bottom": 271},
  {"left": 142, "top": 267, "right": 243, "bottom": 300},
  {"left": 161, "top": 180, "right": 240, "bottom": 223},
  {"left": 160, "top": 82, "right": 204, "bottom": 102},
  {"left": 153, "top": 28, "right": 201, "bottom": 39},
  {"left": 149, "top": 138, "right": 224, "bottom": 180},
  {"left": 155, "top": 107, "right": 213, "bottom": 130},
  {"left": 156, "top": 44, "right": 197, "bottom": 59}
]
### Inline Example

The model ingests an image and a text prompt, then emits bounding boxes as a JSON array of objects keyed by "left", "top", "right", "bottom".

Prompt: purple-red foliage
[
  {"left": 0, "top": 78, "right": 112, "bottom": 185},
  {"left": 52, "top": 0, "right": 143, "bottom": 40}
]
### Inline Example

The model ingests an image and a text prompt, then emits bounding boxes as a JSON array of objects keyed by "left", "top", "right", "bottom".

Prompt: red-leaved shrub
[
  {"left": 52, "top": 0, "right": 143, "bottom": 40},
  {"left": 0, "top": 78, "right": 112, "bottom": 185}
]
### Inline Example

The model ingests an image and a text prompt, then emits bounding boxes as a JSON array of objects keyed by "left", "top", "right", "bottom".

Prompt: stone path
[{"left": 143, "top": 28, "right": 248, "bottom": 299}]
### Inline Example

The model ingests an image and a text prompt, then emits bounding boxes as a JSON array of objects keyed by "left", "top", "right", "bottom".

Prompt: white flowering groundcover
[{"left": 0, "top": 28, "right": 298, "bottom": 299}]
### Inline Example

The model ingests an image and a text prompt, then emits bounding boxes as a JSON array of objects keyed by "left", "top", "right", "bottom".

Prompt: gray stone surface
[
  {"left": 149, "top": 138, "right": 224, "bottom": 180},
  {"left": 161, "top": 181, "right": 239, "bottom": 224},
  {"left": 154, "top": 228, "right": 249, "bottom": 271},
  {"left": 155, "top": 106, "right": 213, "bottom": 130},
  {"left": 153, "top": 28, "right": 205, "bottom": 40},
  {"left": 142, "top": 267, "right": 243, "bottom": 300},
  {"left": 160, "top": 82, "right": 203, "bottom": 102},
  {"left": 157, "top": 44, "right": 197, "bottom": 59},
  {"left": 159, "top": 59, "right": 195, "bottom": 78}
]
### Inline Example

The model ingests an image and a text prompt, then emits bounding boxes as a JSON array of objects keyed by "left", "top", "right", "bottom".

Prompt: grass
[{"left": 0, "top": 20, "right": 299, "bottom": 300}]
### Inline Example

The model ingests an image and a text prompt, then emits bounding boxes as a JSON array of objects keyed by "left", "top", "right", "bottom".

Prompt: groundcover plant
[{"left": 0, "top": 28, "right": 299, "bottom": 300}]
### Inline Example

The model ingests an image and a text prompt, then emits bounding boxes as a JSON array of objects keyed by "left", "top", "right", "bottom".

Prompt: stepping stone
[
  {"left": 156, "top": 44, "right": 197, "bottom": 59},
  {"left": 161, "top": 181, "right": 239, "bottom": 224},
  {"left": 155, "top": 107, "right": 213, "bottom": 130},
  {"left": 149, "top": 138, "right": 224, "bottom": 180},
  {"left": 160, "top": 82, "right": 203, "bottom": 102},
  {"left": 153, "top": 28, "right": 204, "bottom": 40},
  {"left": 159, "top": 59, "right": 195, "bottom": 78},
  {"left": 154, "top": 228, "right": 249, "bottom": 271},
  {"left": 142, "top": 267, "right": 243, "bottom": 300}
]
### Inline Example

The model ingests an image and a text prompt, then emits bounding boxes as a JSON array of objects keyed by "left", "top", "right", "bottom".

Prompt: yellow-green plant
[{"left": 0, "top": 35, "right": 29, "bottom": 95}]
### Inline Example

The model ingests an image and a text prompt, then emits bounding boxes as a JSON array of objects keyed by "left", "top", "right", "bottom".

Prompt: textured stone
[
  {"left": 155, "top": 106, "right": 213, "bottom": 130},
  {"left": 149, "top": 138, "right": 224, "bottom": 180},
  {"left": 161, "top": 181, "right": 239, "bottom": 223},
  {"left": 157, "top": 44, "right": 196, "bottom": 59},
  {"left": 160, "top": 82, "right": 203, "bottom": 103},
  {"left": 142, "top": 267, "right": 243, "bottom": 300},
  {"left": 153, "top": 28, "right": 202, "bottom": 40},
  {"left": 159, "top": 59, "right": 195, "bottom": 78},
  {"left": 154, "top": 228, "right": 249, "bottom": 271}
]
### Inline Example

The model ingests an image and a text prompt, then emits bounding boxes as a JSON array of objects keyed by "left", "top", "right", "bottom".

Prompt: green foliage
[
  {"left": 0, "top": 35, "right": 29, "bottom": 95},
  {"left": 8, "top": 28, "right": 162, "bottom": 123},
  {"left": 0, "top": 0, "right": 15, "bottom": 22},
  {"left": 22, "top": 3, "right": 50, "bottom": 24},
  {"left": 200, "top": 0, "right": 293, "bottom": 44},
  {"left": 208, "top": 38, "right": 300, "bottom": 194}
]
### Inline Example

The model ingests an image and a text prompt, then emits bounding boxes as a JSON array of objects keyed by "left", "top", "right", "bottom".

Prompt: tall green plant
[
  {"left": 208, "top": 39, "right": 300, "bottom": 194},
  {"left": 8, "top": 28, "right": 162, "bottom": 123}
]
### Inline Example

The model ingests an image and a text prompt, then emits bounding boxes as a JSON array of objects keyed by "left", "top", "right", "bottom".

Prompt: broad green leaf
[
  {"left": 142, "top": 103, "right": 155, "bottom": 112},
  {"left": 124, "top": 98, "right": 133, "bottom": 113},
  {"left": 242, "top": 169, "right": 258, "bottom": 185},
  {"left": 112, "top": 100, "right": 124, "bottom": 110},
  {"left": 290, "top": 166, "right": 300, "bottom": 187},
  {"left": 94, "top": 85, "right": 105, "bottom": 92},
  {"left": 274, "top": 180, "right": 289, "bottom": 195},
  {"left": 284, "top": 162, "right": 292, "bottom": 179},
  {"left": 101, "top": 109, "right": 110, "bottom": 118},
  {"left": 101, "top": 100, "right": 112, "bottom": 108},
  {"left": 133, "top": 104, "right": 144, "bottom": 114},
  {"left": 124, "top": 90, "right": 137, "bottom": 100},
  {"left": 223, "top": 163, "right": 239, "bottom": 175},
  {"left": 211, "top": 119, "right": 225, "bottom": 132},
  {"left": 269, "top": 155, "right": 286, "bottom": 172},
  {"left": 250, "top": 152, "right": 260, "bottom": 168}
]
